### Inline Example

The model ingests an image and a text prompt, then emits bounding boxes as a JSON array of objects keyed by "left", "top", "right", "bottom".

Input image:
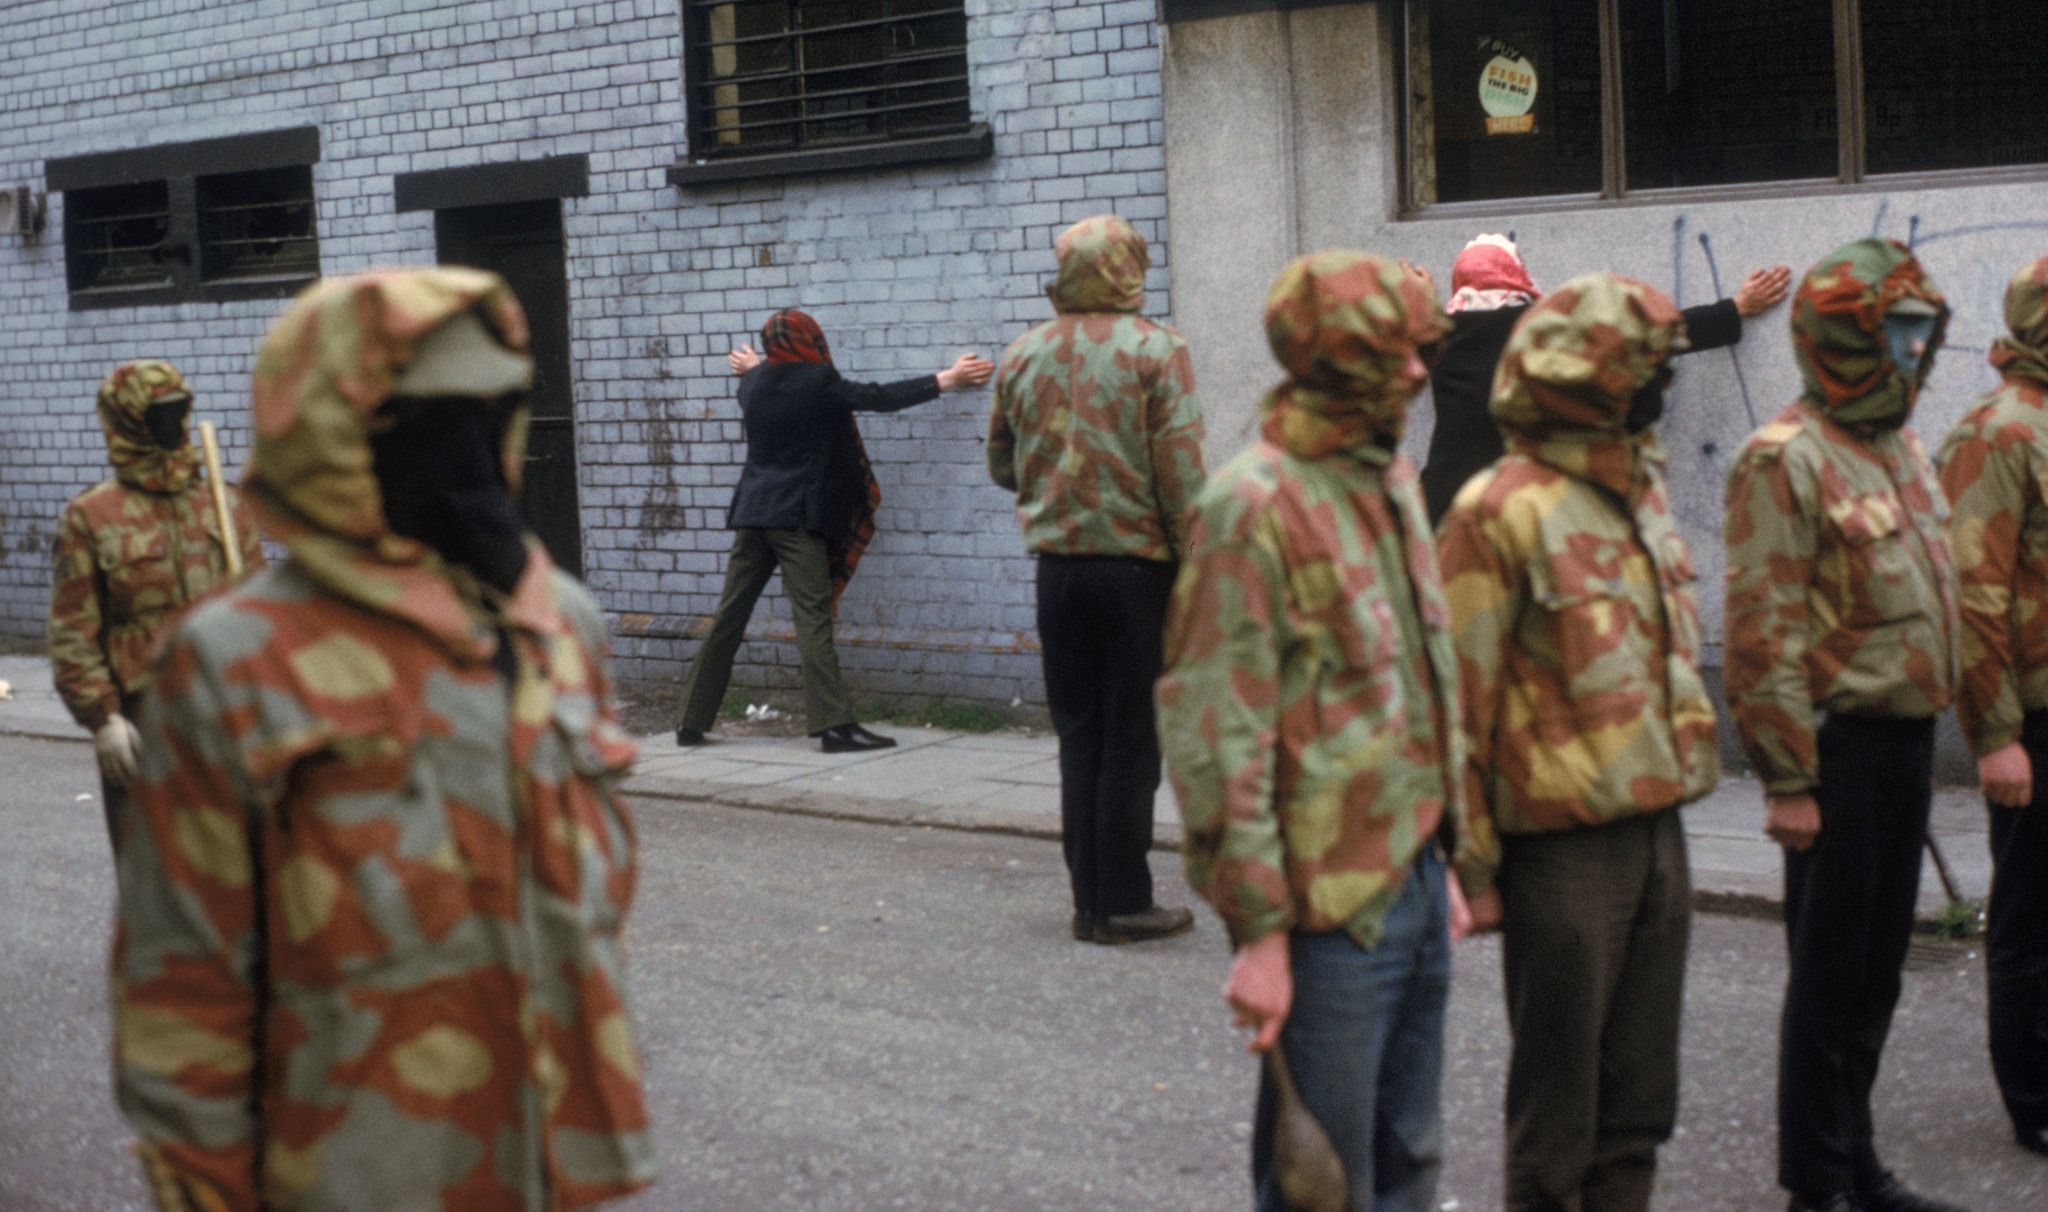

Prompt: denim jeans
[{"left": 1253, "top": 850, "right": 1451, "bottom": 1212}]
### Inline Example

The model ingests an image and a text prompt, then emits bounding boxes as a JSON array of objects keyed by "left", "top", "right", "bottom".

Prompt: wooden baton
[{"left": 196, "top": 420, "right": 244, "bottom": 579}]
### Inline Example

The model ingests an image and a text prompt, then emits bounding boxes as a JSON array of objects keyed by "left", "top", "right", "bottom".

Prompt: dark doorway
[{"left": 434, "top": 198, "right": 583, "bottom": 577}]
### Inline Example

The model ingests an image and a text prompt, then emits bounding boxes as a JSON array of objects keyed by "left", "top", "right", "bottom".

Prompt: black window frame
[
  {"left": 1398, "top": 0, "right": 2048, "bottom": 216},
  {"left": 47, "top": 127, "right": 321, "bottom": 310},
  {"left": 670, "top": 0, "right": 991, "bottom": 187}
]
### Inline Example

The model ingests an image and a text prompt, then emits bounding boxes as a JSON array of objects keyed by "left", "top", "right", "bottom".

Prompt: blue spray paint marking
[
  {"left": 1699, "top": 232, "right": 1759, "bottom": 429},
  {"left": 1908, "top": 220, "right": 2048, "bottom": 248},
  {"left": 1673, "top": 215, "right": 1687, "bottom": 305},
  {"left": 1871, "top": 199, "right": 1890, "bottom": 238},
  {"left": 1908, "top": 214, "right": 1920, "bottom": 250}
]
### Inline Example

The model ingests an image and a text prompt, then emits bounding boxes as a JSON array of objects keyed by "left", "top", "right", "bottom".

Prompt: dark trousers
[
  {"left": 1036, "top": 553, "right": 1175, "bottom": 918},
  {"left": 1501, "top": 810, "right": 1692, "bottom": 1212},
  {"left": 677, "top": 528, "right": 856, "bottom": 736},
  {"left": 1778, "top": 713, "right": 1935, "bottom": 1200},
  {"left": 1989, "top": 712, "right": 2048, "bottom": 1136}
]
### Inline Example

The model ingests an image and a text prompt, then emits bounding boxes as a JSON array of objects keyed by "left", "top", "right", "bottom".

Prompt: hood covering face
[
  {"left": 1990, "top": 254, "right": 2048, "bottom": 390},
  {"left": 1447, "top": 233, "right": 1540, "bottom": 314},
  {"left": 248, "top": 268, "right": 544, "bottom": 654},
  {"left": 1259, "top": 250, "right": 1449, "bottom": 461},
  {"left": 98, "top": 360, "right": 200, "bottom": 494},
  {"left": 761, "top": 308, "right": 832, "bottom": 365},
  {"left": 1490, "top": 273, "right": 1688, "bottom": 496},
  {"left": 1046, "top": 214, "right": 1148, "bottom": 314},
  {"left": 1792, "top": 237, "right": 1948, "bottom": 432}
]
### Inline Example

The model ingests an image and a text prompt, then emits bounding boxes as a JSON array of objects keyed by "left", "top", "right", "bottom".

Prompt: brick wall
[{"left": 0, "top": 0, "right": 1173, "bottom": 713}]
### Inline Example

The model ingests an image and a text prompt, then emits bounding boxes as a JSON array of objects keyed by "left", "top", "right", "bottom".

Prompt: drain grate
[{"left": 1902, "top": 938, "right": 1975, "bottom": 973}]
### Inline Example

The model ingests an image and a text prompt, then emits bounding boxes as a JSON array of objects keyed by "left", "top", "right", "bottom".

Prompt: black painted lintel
[
  {"left": 667, "top": 125, "right": 993, "bottom": 188},
  {"left": 393, "top": 154, "right": 591, "bottom": 213},
  {"left": 47, "top": 127, "right": 320, "bottom": 192}
]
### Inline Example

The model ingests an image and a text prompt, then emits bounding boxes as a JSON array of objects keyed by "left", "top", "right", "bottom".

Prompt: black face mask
[
  {"left": 1624, "top": 366, "right": 1673, "bottom": 434},
  {"left": 143, "top": 400, "right": 191, "bottom": 450},
  {"left": 369, "top": 396, "right": 531, "bottom": 596}
]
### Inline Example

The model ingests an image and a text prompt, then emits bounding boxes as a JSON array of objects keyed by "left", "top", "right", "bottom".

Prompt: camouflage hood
[
  {"left": 1990, "top": 254, "right": 2048, "bottom": 390},
  {"left": 1792, "top": 237, "right": 1948, "bottom": 432},
  {"left": 1491, "top": 273, "right": 1688, "bottom": 495},
  {"left": 1046, "top": 214, "right": 1147, "bottom": 314},
  {"left": 1259, "top": 250, "right": 1448, "bottom": 462},
  {"left": 98, "top": 360, "right": 200, "bottom": 495},
  {"left": 248, "top": 268, "right": 541, "bottom": 653}
]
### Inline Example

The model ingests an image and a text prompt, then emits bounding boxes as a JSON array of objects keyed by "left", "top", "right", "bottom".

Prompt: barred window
[
  {"left": 197, "top": 166, "right": 319, "bottom": 282},
  {"left": 686, "top": 1, "right": 973, "bottom": 156},
  {"left": 65, "top": 181, "right": 172, "bottom": 295}
]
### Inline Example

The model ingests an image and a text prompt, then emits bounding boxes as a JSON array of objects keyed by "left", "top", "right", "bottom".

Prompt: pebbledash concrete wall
[
  {"left": 0, "top": 0, "right": 1173, "bottom": 713},
  {"left": 1161, "top": 2, "right": 2048, "bottom": 780}
]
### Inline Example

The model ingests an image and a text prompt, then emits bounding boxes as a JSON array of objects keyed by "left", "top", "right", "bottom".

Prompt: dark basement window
[
  {"left": 671, "top": 1, "right": 991, "bottom": 187},
  {"left": 48, "top": 127, "right": 321, "bottom": 309}
]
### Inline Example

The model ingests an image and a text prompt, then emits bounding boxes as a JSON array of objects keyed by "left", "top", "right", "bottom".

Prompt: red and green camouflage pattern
[
  {"left": 987, "top": 214, "right": 1206, "bottom": 560},
  {"left": 1792, "top": 238, "right": 1949, "bottom": 433},
  {"left": 114, "top": 269, "right": 655, "bottom": 1211},
  {"left": 1158, "top": 250, "right": 1469, "bottom": 948},
  {"left": 1724, "top": 241, "right": 1960, "bottom": 794},
  {"left": 49, "top": 361, "right": 263, "bottom": 731},
  {"left": 1937, "top": 254, "right": 2048, "bottom": 756},
  {"left": 1437, "top": 274, "right": 1718, "bottom": 895}
]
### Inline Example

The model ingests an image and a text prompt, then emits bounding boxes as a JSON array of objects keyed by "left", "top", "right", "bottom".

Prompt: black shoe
[
  {"left": 1855, "top": 1171, "right": 1968, "bottom": 1212},
  {"left": 1071, "top": 912, "right": 1099, "bottom": 941},
  {"left": 676, "top": 727, "right": 706, "bottom": 747},
  {"left": 1788, "top": 1196, "right": 1860, "bottom": 1212},
  {"left": 1091, "top": 904, "right": 1195, "bottom": 945},
  {"left": 2017, "top": 1125, "right": 2048, "bottom": 1158},
  {"left": 819, "top": 723, "right": 898, "bottom": 754}
]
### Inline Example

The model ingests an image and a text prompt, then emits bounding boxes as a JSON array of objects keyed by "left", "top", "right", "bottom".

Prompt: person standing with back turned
[{"left": 989, "top": 214, "right": 1206, "bottom": 944}]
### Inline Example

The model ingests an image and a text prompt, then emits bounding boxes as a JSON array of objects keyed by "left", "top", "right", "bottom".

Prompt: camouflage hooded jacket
[
  {"left": 1724, "top": 239, "right": 1960, "bottom": 794},
  {"left": 987, "top": 214, "right": 1206, "bottom": 560},
  {"left": 1938, "top": 255, "right": 2048, "bottom": 756},
  {"left": 114, "top": 270, "right": 654, "bottom": 1211},
  {"left": 49, "top": 361, "right": 263, "bottom": 730},
  {"left": 1158, "top": 251, "right": 1469, "bottom": 948},
  {"left": 1437, "top": 276, "right": 1719, "bottom": 893}
]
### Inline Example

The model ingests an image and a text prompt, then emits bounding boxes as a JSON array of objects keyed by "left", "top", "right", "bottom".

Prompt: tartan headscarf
[{"left": 761, "top": 309, "right": 832, "bottom": 365}]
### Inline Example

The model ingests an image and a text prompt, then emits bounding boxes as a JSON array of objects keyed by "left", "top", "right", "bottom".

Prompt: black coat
[
  {"left": 725, "top": 362, "right": 940, "bottom": 537},
  {"left": 1419, "top": 297, "right": 1742, "bottom": 523}
]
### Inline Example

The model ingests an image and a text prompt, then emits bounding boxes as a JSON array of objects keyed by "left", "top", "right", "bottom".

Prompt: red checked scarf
[{"left": 760, "top": 309, "right": 877, "bottom": 615}]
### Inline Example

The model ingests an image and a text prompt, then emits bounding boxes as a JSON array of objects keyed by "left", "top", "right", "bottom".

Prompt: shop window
[
  {"left": 48, "top": 127, "right": 320, "bottom": 309},
  {"left": 1403, "top": 0, "right": 2048, "bottom": 209},
  {"left": 686, "top": 1, "right": 973, "bottom": 156}
]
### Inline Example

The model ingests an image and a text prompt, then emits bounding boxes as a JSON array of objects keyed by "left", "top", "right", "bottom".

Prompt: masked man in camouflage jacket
[
  {"left": 113, "top": 269, "right": 656, "bottom": 1211},
  {"left": 1937, "top": 254, "right": 2048, "bottom": 1163},
  {"left": 989, "top": 214, "right": 1206, "bottom": 944},
  {"left": 49, "top": 360, "right": 263, "bottom": 848},
  {"left": 1724, "top": 239, "right": 1966, "bottom": 1212},
  {"left": 1438, "top": 274, "right": 1718, "bottom": 1212},
  {"left": 1159, "top": 251, "right": 1472, "bottom": 1212}
]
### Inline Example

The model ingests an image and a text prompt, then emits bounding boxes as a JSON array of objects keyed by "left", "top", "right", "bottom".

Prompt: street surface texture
[{"left": 0, "top": 731, "right": 2038, "bottom": 1210}]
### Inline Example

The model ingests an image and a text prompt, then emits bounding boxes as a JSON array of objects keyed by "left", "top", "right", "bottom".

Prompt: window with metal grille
[
  {"left": 686, "top": 1, "right": 973, "bottom": 156},
  {"left": 197, "top": 166, "right": 319, "bottom": 282},
  {"left": 65, "top": 181, "right": 173, "bottom": 294}
]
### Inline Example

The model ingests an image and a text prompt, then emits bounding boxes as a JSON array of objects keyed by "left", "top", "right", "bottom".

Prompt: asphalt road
[{"left": 1, "top": 730, "right": 2040, "bottom": 1210}]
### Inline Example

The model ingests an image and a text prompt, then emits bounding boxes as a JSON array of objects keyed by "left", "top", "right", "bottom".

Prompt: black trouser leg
[
  {"left": 1036, "top": 554, "right": 1175, "bottom": 918},
  {"left": 1989, "top": 712, "right": 2048, "bottom": 1135},
  {"left": 1777, "top": 714, "right": 1934, "bottom": 1200}
]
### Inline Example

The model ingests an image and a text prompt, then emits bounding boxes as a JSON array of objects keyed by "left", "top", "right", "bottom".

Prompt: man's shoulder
[
  {"left": 60, "top": 478, "right": 132, "bottom": 526},
  {"left": 1732, "top": 403, "right": 1820, "bottom": 472}
]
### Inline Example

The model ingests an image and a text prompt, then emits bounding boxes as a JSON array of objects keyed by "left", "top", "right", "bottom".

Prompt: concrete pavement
[{"left": 0, "top": 653, "right": 1994, "bottom": 921}]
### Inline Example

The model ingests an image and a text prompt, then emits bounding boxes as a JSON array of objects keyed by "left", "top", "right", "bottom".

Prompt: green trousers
[{"left": 677, "top": 528, "right": 855, "bottom": 735}]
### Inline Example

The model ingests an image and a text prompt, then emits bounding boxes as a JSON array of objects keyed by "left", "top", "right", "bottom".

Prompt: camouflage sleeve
[
  {"left": 1724, "top": 444, "right": 1822, "bottom": 793},
  {"left": 1158, "top": 496, "right": 1293, "bottom": 946},
  {"left": 113, "top": 631, "right": 263, "bottom": 1210},
  {"left": 985, "top": 380, "right": 1018, "bottom": 492},
  {"left": 227, "top": 487, "right": 265, "bottom": 576},
  {"left": 48, "top": 501, "right": 118, "bottom": 731},
  {"left": 1145, "top": 341, "right": 1206, "bottom": 558},
  {"left": 1939, "top": 415, "right": 2029, "bottom": 755},
  {"left": 1436, "top": 502, "right": 1514, "bottom": 898}
]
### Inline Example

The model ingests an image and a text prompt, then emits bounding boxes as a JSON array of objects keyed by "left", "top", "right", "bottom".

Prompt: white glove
[{"left": 95, "top": 714, "right": 142, "bottom": 787}]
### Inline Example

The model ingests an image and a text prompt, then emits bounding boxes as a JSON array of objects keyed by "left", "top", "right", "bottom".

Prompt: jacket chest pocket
[
  {"left": 1821, "top": 490, "right": 1923, "bottom": 626},
  {"left": 95, "top": 529, "right": 180, "bottom": 620},
  {"left": 1527, "top": 553, "right": 1653, "bottom": 712}
]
